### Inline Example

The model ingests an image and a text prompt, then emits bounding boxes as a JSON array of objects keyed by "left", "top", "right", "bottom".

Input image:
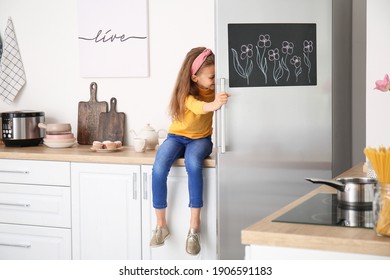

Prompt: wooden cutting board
[
  {"left": 97, "top": 97, "right": 126, "bottom": 142},
  {"left": 77, "top": 82, "right": 108, "bottom": 145}
]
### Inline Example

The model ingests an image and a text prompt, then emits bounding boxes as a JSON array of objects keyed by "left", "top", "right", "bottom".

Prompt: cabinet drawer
[
  {"left": 0, "top": 223, "right": 71, "bottom": 260},
  {"left": 0, "top": 184, "right": 71, "bottom": 228},
  {"left": 0, "top": 159, "right": 70, "bottom": 186}
]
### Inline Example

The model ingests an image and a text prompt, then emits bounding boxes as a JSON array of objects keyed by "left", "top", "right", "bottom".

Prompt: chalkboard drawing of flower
[
  {"left": 281, "top": 41, "right": 294, "bottom": 82},
  {"left": 231, "top": 44, "right": 254, "bottom": 85},
  {"left": 268, "top": 48, "right": 283, "bottom": 85},
  {"left": 256, "top": 34, "right": 271, "bottom": 84},
  {"left": 290, "top": 55, "right": 302, "bottom": 82},
  {"left": 303, "top": 40, "right": 313, "bottom": 83},
  {"left": 374, "top": 74, "right": 390, "bottom": 92}
]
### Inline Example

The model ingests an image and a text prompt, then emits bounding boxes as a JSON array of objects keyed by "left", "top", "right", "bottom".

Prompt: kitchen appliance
[
  {"left": 306, "top": 177, "right": 377, "bottom": 209},
  {"left": 1, "top": 111, "right": 45, "bottom": 147},
  {"left": 215, "top": 0, "right": 351, "bottom": 259},
  {"left": 272, "top": 193, "right": 374, "bottom": 229}
]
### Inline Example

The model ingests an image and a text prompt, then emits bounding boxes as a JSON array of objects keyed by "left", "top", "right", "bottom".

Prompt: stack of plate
[
  {"left": 43, "top": 133, "right": 76, "bottom": 148},
  {"left": 41, "top": 123, "right": 76, "bottom": 148}
]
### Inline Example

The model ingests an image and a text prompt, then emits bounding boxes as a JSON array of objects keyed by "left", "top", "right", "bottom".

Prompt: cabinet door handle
[
  {"left": 0, "top": 243, "right": 31, "bottom": 248},
  {"left": 142, "top": 172, "right": 148, "bottom": 200},
  {"left": 0, "top": 202, "right": 31, "bottom": 207},
  {"left": 0, "top": 170, "right": 30, "bottom": 174},
  {"left": 132, "top": 172, "right": 138, "bottom": 200}
]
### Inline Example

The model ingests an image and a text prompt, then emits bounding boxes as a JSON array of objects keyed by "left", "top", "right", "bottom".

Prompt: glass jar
[{"left": 373, "top": 184, "right": 390, "bottom": 237}]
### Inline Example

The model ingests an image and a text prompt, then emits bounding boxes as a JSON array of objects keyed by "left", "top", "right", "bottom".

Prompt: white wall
[
  {"left": 0, "top": 0, "right": 215, "bottom": 145},
  {"left": 366, "top": 0, "right": 390, "bottom": 147}
]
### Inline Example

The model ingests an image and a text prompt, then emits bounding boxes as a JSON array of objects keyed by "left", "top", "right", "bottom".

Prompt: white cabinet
[
  {"left": 0, "top": 184, "right": 71, "bottom": 228},
  {"left": 0, "top": 159, "right": 71, "bottom": 260},
  {"left": 0, "top": 223, "right": 71, "bottom": 260},
  {"left": 141, "top": 165, "right": 217, "bottom": 260},
  {"left": 71, "top": 162, "right": 217, "bottom": 260},
  {"left": 71, "top": 163, "right": 142, "bottom": 260},
  {"left": 0, "top": 159, "right": 70, "bottom": 186}
]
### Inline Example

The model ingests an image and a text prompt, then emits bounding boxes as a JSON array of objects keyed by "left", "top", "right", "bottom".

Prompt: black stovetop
[{"left": 272, "top": 193, "right": 373, "bottom": 228}]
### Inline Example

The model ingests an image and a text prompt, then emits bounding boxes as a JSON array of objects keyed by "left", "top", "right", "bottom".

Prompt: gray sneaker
[
  {"left": 186, "top": 228, "right": 201, "bottom": 255},
  {"left": 150, "top": 225, "right": 170, "bottom": 247}
]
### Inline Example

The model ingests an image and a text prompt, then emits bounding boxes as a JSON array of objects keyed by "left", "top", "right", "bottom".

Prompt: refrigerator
[{"left": 215, "top": 0, "right": 351, "bottom": 259}]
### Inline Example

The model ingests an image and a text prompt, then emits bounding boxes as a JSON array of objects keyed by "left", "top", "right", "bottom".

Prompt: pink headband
[{"left": 191, "top": 48, "right": 213, "bottom": 75}]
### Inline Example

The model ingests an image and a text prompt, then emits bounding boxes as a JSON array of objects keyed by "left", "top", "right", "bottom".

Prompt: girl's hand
[
  {"left": 215, "top": 91, "right": 230, "bottom": 106},
  {"left": 203, "top": 91, "right": 231, "bottom": 112}
]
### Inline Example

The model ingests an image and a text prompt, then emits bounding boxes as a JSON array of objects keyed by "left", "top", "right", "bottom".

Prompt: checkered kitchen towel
[
  {"left": 0, "top": 32, "right": 3, "bottom": 61},
  {"left": 0, "top": 18, "right": 26, "bottom": 104}
]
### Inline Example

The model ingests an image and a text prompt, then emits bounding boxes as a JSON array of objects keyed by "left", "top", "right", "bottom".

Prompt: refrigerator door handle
[{"left": 219, "top": 78, "right": 226, "bottom": 154}]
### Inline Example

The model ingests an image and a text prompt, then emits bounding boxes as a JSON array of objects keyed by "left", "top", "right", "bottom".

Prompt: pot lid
[{"left": 1, "top": 111, "right": 45, "bottom": 118}]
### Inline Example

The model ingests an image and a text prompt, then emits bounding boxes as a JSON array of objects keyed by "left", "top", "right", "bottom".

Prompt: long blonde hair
[{"left": 169, "top": 47, "right": 215, "bottom": 121}]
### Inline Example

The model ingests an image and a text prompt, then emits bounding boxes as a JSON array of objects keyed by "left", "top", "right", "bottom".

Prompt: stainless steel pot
[
  {"left": 336, "top": 207, "right": 373, "bottom": 228},
  {"left": 306, "top": 177, "right": 377, "bottom": 209},
  {"left": 1, "top": 111, "right": 45, "bottom": 147}
]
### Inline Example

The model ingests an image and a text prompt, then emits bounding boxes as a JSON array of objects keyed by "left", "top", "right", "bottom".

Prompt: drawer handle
[
  {"left": 0, "top": 243, "right": 31, "bottom": 248},
  {"left": 0, "top": 202, "right": 31, "bottom": 207},
  {"left": 132, "top": 172, "right": 138, "bottom": 200},
  {"left": 0, "top": 170, "right": 30, "bottom": 174},
  {"left": 142, "top": 172, "right": 148, "bottom": 200}
]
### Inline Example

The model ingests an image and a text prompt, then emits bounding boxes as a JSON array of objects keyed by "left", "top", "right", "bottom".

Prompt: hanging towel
[
  {"left": 0, "top": 18, "right": 26, "bottom": 104},
  {"left": 0, "top": 33, "right": 3, "bottom": 61}
]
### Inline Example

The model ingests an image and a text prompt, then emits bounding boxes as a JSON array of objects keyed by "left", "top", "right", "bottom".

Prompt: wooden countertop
[
  {"left": 241, "top": 163, "right": 390, "bottom": 257},
  {"left": 0, "top": 144, "right": 216, "bottom": 167}
]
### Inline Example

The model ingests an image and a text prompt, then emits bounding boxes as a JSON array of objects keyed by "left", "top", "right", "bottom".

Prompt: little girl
[{"left": 150, "top": 47, "right": 230, "bottom": 255}]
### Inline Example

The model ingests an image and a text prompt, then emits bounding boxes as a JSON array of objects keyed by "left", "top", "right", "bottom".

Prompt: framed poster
[
  {"left": 228, "top": 23, "right": 316, "bottom": 87},
  {"left": 78, "top": 0, "right": 149, "bottom": 77}
]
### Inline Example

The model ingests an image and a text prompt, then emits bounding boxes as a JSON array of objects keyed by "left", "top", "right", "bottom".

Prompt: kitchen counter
[
  {"left": 241, "top": 163, "right": 390, "bottom": 257},
  {"left": 0, "top": 144, "right": 216, "bottom": 167}
]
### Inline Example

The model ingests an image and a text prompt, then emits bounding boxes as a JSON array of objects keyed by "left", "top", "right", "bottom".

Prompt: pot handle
[
  {"left": 38, "top": 123, "right": 47, "bottom": 129},
  {"left": 305, "top": 178, "right": 346, "bottom": 192}
]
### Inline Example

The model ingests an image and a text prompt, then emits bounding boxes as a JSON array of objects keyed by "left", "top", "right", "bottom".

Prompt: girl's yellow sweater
[{"left": 169, "top": 88, "right": 215, "bottom": 139}]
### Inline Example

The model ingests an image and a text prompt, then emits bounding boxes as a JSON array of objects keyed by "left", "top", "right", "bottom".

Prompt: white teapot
[{"left": 130, "top": 124, "right": 167, "bottom": 150}]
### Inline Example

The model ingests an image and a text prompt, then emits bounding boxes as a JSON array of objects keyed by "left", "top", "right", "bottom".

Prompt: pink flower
[{"left": 374, "top": 74, "right": 390, "bottom": 92}]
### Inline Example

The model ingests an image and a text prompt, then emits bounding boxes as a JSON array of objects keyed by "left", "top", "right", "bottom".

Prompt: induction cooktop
[{"left": 272, "top": 193, "right": 373, "bottom": 228}]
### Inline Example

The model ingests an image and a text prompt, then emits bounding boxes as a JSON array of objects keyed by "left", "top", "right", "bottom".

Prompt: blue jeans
[{"left": 152, "top": 133, "right": 213, "bottom": 209}]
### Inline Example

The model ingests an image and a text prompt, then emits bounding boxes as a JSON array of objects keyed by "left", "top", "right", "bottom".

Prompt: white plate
[
  {"left": 44, "top": 141, "right": 76, "bottom": 148},
  {"left": 90, "top": 147, "right": 123, "bottom": 153},
  {"left": 44, "top": 137, "right": 76, "bottom": 143}
]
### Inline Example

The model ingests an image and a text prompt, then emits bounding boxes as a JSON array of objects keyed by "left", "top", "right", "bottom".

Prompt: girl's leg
[
  {"left": 184, "top": 137, "right": 212, "bottom": 255},
  {"left": 155, "top": 208, "right": 167, "bottom": 228},
  {"left": 152, "top": 135, "right": 185, "bottom": 210},
  {"left": 184, "top": 137, "right": 213, "bottom": 211},
  {"left": 190, "top": 207, "right": 201, "bottom": 230},
  {"left": 186, "top": 207, "right": 202, "bottom": 255},
  {"left": 150, "top": 135, "right": 185, "bottom": 247}
]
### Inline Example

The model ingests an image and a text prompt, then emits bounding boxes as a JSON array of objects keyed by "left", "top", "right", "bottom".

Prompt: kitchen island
[{"left": 241, "top": 163, "right": 390, "bottom": 259}]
